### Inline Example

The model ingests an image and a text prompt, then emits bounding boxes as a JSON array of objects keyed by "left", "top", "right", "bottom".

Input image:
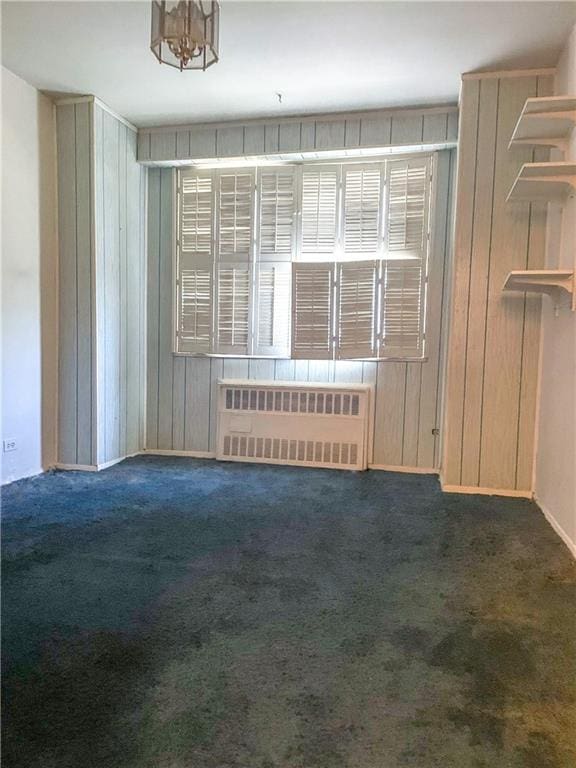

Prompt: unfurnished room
[{"left": 1, "top": 1, "right": 576, "bottom": 766}]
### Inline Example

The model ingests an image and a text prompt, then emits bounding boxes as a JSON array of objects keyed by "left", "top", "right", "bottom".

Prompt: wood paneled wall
[
  {"left": 56, "top": 102, "right": 95, "bottom": 466},
  {"left": 56, "top": 99, "right": 147, "bottom": 468},
  {"left": 146, "top": 150, "right": 455, "bottom": 469},
  {"left": 443, "top": 73, "right": 553, "bottom": 493},
  {"left": 94, "top": 104, "right": 147, "bottom": 466},
  {"left": 138, "top": 106, "right": 458, "bottom": 165}
]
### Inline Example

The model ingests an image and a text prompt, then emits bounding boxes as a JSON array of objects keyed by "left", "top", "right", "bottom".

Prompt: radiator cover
[{"left": 217, "top": 379, "right": 372, "bottom": 471}]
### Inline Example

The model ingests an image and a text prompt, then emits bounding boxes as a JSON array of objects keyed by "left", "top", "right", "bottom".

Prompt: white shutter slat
[
  {"left": 380, "top": 259, "right": 425, "bottom": 358},
  {"left": 336, "top": 260, "right": 378, "bottom": 360},
  {"left": 179, "top": 170, "right": 213, "bottom": 256},
  {"left": 300, "top": 166, "right": 339, "bottom": 258},
  {"left": 177, "top": 170, "right": 214, "bottom": 353},
  {"left": 385, "top": 158, "right": 430, "bottom": 257},
  {"left": 291, "top": 262, "right": 334, "bottom": 359},
  {"left": 218, "top": 171, "right": 254, "bottom": 261},
  {"left": 258, "top": 168, "right": 297, "bottom": 261},
  {"left": 215, "top": 263, "right": 251, "bottom": 354},
  {"left": 342, "top": 165, "right": 382, "bottom": 257},
  {"left": 177, "top": 253, "right": 213, "bottom": 354},
  {"left": 253, "top": 262, "right": 291, "bottom": 357}
]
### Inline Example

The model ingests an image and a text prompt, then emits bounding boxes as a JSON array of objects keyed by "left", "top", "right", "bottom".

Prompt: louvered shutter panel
[
  {"left": 217, "top": 171, "right": 254, "bottom": 261},
  {"left": 300, "top": 167, "right": 339, "bottom": 258},
  {"left": 291, "top": 262, "right": 335, "bottom": 359},
  {"left": 380, "top": 260, "right": 425, "bottom": 357},
  {"left": 342, "top": 165, "right": 383, "bottom": 257},
  {"left": 258, "top": 168, "right": 297, "bottom": 262},
  {"left": 379, "top": 157, "right": 431, "bottom": 358},
  {"left": 215, "top": 264, "right": 251, "bottom": 354},
  {"left": 253, "top": 262, "right": 291, "bottom": 357},
  {"left": 176, "top": 170, "right": 214, "bottom": 353},
  {"left": 336, "top": 260, "right": 378, "bottom": 359},
  {"left": 385, "top": 158, "right": 430, "bottom": 257}
]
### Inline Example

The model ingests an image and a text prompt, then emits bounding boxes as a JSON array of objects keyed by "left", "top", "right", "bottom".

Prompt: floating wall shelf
[
  {"left": 506, "top": 162, "right": 576, "bottom": 203},
  {"left": 503, "top": 270, "right": 575, "bottom": 309},
  {"left": 509, "top": 96, "right": 576, "bottom": 151}
]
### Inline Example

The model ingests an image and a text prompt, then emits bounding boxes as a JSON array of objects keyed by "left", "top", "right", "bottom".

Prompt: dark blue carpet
[{"left": 2, "top": 456, "right": 575, "bottom": 767}]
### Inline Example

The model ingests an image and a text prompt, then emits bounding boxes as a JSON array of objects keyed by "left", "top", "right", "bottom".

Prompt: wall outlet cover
[{"left": 3, "top": 439, "right": 17, "bottom": 452}]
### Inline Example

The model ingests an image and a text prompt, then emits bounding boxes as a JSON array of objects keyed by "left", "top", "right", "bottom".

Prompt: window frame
[{"left": 173, "top": 151, "right": 437, "bottom": 362}]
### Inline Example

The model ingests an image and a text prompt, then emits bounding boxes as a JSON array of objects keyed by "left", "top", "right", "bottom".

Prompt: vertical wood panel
[
  {"left": 515, "top": 74, "right": 553, "bottom": 490},
  {"left": 189, "top": 126, "right": 217, "bottom": 158},
  {"left": 443, "top": 80, "right": 481, "bottom": 484},
  {"left": 373, "top": 363, "right": 406, "bottom": 465},
  {"left": 146, "top": 168, "right": 161, "bottom": 449},
  {"left": 460, "top": 79, "right": 499, "bottom": 486},
  {"left": 103, "top": 111, "right": 121, "bottom": 462},
  {"left": 359, "top": 116, "right": 391, "bottom": 147},
  {"left": 344, "top": 119, "right": 361, "bottom": 148},
  {"left": 264, "top": 124, "right": 280, "bottom": 153},
  {"left": 278, "top": 123, "right": 301, "bottom": 152},
  {"left": 423, "top": 113, "right": 449, "bottom": 143},
  {"left": 57, "top": 105, "right": 78, "bottom": 464},
  {"left": 249, "top": 359, "right": 275, "bottom": 380},
  {"left": 479, "top": 76, "right": 537, "bottom": 489},
  {"left": 151, "top": 131, "right": 177, "bottom": 162},
  {"left": 172, "top": 356, "right": 186, "bottom": 450},
  {"left": 391, "top": 114, "right": 424, "bottom": 145},
  {"left": 176, "top": 130, "right": 191, "bottom": 160},
  {"left": 209, "top": 358, "right": 224, "bottom": 451},
  {"left": 184, "top": 357, "right": 211, "bottom": 451},
  {"left": 137, "top": 131, "right": 151, "bottom": 162},
  {"left": 244, "top": 124, "right": 265, "bottom": 155},
  {"left": 118, "top": 123, "right": 128, "bottom": 459},
  {"left": 75, "top": 103, "right": 93, "bottom": 465},
  {"left": 418, "top": 151, "right": 453, "bottom": 468},
  {"left": 402, "top": 364, "right": 422, "bottom": 467},
  {"left": 157, "top": 168, "right": 175, "bottom": 448},
  {"left": 216, "top": 126, "right": 244, "bottom": 156},
  {"left": 300, "top": 122, "right": 315, "bottom": 151},
  {"left": 315, "top": 121, "right": 345, "bottom": 150}
]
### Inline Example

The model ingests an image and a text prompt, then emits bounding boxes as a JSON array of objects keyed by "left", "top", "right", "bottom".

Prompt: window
[{"left": 175, "top": 155, "right": 433, "bottom": 360}]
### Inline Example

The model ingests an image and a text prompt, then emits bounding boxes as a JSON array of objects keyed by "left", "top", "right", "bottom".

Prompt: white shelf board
[
  {"left": 506, "top": 162, "right": 576, "bottom": 203},
  {"left": 509, "top": 96, "right": 576, "bottom": 150},
  {"left": 503, "top": 270, "right": 574, "bottom": 307}
]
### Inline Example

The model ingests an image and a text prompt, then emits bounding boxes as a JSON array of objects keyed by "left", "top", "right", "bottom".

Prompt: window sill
[{"left": 172, "top": 352, "right": 429, "bottom": 363}]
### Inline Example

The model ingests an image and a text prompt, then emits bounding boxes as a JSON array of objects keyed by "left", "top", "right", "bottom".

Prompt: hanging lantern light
[{"left": 151, "top": 1, "right": 219, "bottom": 71}]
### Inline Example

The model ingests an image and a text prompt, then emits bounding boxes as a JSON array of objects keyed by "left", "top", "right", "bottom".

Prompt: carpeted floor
[{"left": 2, "top": 456, "right": 575, "bottom": 768}]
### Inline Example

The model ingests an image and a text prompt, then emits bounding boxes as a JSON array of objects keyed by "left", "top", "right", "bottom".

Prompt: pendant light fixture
[{"left": 150, "top": 1, "right": 219, "bottom": 71}]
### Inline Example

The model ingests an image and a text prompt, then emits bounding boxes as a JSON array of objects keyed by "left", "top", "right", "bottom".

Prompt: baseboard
[
  {"left": 55, "top": 463, "right": 99, "bottom": 472},
  {"left": 141, "top": 449, "right": 216, "bottom": 459},
  {"left": 534, "top": 497, "right": 576, "bottom": 559},
  {"left": 369, "top": 464, "right": 438, "bottom": 475},
  {"left": 440, "top": 480, "right": 532, "bottom": 499},
  {"left": 97, "top": 453, "right": 139, "bottom": 470}
]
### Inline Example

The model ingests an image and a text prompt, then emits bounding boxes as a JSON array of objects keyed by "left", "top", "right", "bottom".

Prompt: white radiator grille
[{"left": 217, "top": 380, "right": 371, "bottom": 471}]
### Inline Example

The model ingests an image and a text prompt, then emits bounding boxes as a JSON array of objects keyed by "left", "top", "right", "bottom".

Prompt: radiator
[{"left": 216, "top": 379, "right": 372, "bottom": 471}]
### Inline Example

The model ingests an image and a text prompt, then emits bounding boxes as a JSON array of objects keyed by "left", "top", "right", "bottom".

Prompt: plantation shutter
[
  {"left": 258, "top": 168, "right": 297, "bottom": 261},
  {"left": 380, "top": 157, "right": 431, "bottom": 358},
  {"left": 300, "top": 166, "right": 339, "bottom": 258},
  {"left": 253, "top": 263, "right": 291, "bottom": 357},
  {"left": 385, "top": 157, "right": 430, "bottom": 257},
  {"left": 336, "top": 260, "right": 378, "bottom": 359},
  {"left": 342, "top": 165, "right": 383, "bottom": 257},
  {"left": 215, "top": 264, "right": 251, "bottom": 354},
  {"left": 214, "top": 170, "right": 255, "bottom": 354},
  {"left": 176, "top": 170, "right": 214, "bottom": 353},
  {"left": 291, "top": 262, "right": 335, "bottom": 359},
  {"left": 217, "top": 170, "right": 254, "bottom": 261}
]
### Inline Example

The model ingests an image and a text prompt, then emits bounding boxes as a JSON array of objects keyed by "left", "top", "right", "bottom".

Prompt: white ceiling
[{"left": 2, "top": 1, "right": 575, "bottom": 127}]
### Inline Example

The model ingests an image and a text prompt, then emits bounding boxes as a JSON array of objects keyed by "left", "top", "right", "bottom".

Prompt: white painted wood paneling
[
  {"left": 138, "top": 106, "right": 458, "bottom": 164},
  {"left": 56, "top": 98, "right": 146, "bottom": 468},
  {"left": 443, "top": 74, "right": 552, "bottom": 492},
  {"left": 146, "top": 153, "right": 455, "bottom": 467}
]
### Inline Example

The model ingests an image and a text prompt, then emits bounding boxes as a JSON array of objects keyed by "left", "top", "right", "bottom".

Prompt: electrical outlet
[{"left": 3, "top": 439, "right": 17, "bottom": 452}]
